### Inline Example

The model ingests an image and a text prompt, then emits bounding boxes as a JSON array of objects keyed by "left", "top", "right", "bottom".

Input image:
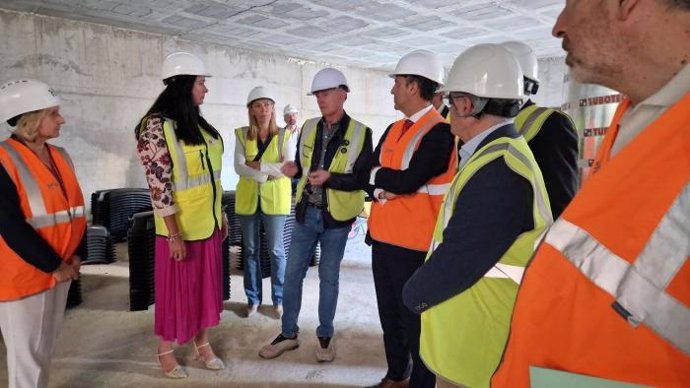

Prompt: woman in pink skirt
[{"left": 135, "top": 51, "right": 227, "bottom": 379}]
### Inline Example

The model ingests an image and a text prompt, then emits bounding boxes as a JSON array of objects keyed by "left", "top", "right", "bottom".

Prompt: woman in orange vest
[
  {"left": 0, "top": 79, "right": 86, "bottom": 388},
  {"left": 135, "top": 52, "right": 227, "bottom": 379}
]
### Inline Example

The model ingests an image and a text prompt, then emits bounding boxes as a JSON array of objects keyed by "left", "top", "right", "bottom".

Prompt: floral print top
[{"left": 136, "top": 115, "right": 177, "bottom": 217}]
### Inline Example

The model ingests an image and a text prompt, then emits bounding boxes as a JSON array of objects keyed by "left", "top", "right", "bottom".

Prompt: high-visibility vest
[
  {"left": 420, "top": 134, "right": 552, "bottom": 388},
  {"left": 514, "top": 104, "right": 574, "bottom": 142},
  {"left": 152, "top": 119, "right": 223, "bottom": 241},
  {"left": 492, "top": 94, "right": 690, "bottom": 387},
  {"left": 0, "top": 138, "right": 86, "bottom": 301},
  {"left": 368, "top": 108, "right": 457, "bottom": 251},
  {"left": 234, "top": 127, "right": 292, "bottom": 216},
  {"left": 295, "top": 117, "right": 367, "bottom": 221}
]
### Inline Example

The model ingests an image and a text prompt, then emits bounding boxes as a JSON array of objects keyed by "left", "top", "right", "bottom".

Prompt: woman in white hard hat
[
  {"left": 135, "top": 51, "right": 226, "bottom": 379},
  {"left": 0, "top": 79, "right": 86, "bottom": 388},
  {"left": 234, "top": 86, "right": 295, "bottom": 319}
]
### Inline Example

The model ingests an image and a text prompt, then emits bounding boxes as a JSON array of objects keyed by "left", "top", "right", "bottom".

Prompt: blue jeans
[
  {"left": 281, "top": 206, "right": 351, "bottom": 338},
  {"left": 238, "top": 210, "right": 287, "bottom": 306}
]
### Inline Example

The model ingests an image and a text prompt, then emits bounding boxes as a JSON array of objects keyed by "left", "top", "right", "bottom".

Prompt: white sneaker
[
  {"left": 258, "top": 334, "right": 299, "bottom": 359},
  {"left": 315, "top": 336, "right": 335, "bottom": 362},
  {"left": 245, "top": 304, "right": 258, "bottom": 318}
]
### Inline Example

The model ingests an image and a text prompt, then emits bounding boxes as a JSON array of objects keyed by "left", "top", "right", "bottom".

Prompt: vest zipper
[{"left": 199, "top": 150, "right": 206, "bottom": 170}]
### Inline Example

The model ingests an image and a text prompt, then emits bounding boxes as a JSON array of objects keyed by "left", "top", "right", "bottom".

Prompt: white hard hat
[
  {"left": 308, "top": 68, "right": 349, "bottom": 96},
  {"left": 440, "top": 44, "right": 524, "bottom": 100},
  {"left": 247, "top": 86, "right": 275, "bottom": 106},
  {"left": 389, "top": 49, "right": 445, "bottom": 85},
  {"left": 0, "top": 79, "right": 60, "bottom": 124},
  {"left": 500, "top": 41, "right": 539, "bottom": 82},
  {"left": 283, "top": 104, "right": 298, "bottom": 115},
  {"left": 161, "top": 51, "right": 211, "bottom": 80}
]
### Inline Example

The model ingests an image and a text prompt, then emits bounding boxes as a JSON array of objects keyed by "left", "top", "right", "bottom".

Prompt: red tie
[{"left": 401, "top": 119, "right": 414, "bottom": 136}]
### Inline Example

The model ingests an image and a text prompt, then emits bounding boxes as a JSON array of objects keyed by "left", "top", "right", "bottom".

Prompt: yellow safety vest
[
  {"left": 234, "top": 127, "right": 292, "bottom": 216},
  {"left": 514, "top": 104, "right": 575, "bottom": 142},
  {"left": 152, "top": 118, "right": 223, "bottom": 241},
  {"left": 295, "top": 117, "right": 367, "bottom": 221},
  {"left": 420, "top": 135, "right": 552, "bottom": 388}
]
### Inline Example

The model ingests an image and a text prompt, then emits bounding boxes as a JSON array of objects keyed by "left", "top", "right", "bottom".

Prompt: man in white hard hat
[
  {"left": 365, "top": 49, "right": 456, "bottom": 388},
  {"left": 493, "top": 1, "right": 690, "bottom": 387},
  {"left": 283, "top": 104, "right": 299, "bottom": 135},
  {"left": 501, "top": 41, "right": 578, "bottom": 218},
  {"left": 401, "top": 44, "right": 551, "bottom": 388},
  {"left": 259, "top": 68, "right": 373, "bottom": 363}
]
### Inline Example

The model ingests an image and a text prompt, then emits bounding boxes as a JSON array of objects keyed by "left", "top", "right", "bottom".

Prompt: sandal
[
  {"left": 193, "top": 342, "right": 225, "bottom": 370},
  {"left": 157, "top": 349, "right": 188, "bottom": 379}
]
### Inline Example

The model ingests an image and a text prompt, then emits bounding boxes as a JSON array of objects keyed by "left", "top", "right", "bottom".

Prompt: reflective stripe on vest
[
  {"left": 154, "top": 119, "right": 224, "bottom": 240},
  {"left": 545, "top": 184, "right": 690, "bottom": 354},
  {"left": 235, "top": 126, "right": 292, "bottom": 215},
  {"left": 388, "top": 114, "right": 451, "bottom": 198},
  {"left": 0, "top": 142, "right": 86, "bottom": 228},
  {"left": 296, "top": 117, "right": 367, "bottom": 221},
  {"left": 516, "top": 106, "right": 551, "bottom": 141},
  {"left": 420, "top": 133, "right": 551, "bottom": 387},
  {"left": 431, "top": 141, "right": 552, "bottom": 284},
  {"left": 299, "top": 118, "right": 365, "bottom": 175}
]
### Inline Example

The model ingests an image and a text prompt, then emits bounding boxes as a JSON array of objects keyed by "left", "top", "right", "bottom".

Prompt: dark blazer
[
  {"left": 523, "top": 99, "right": 578, "bottom": 218},
  {"left": 402, "top": 124, "right": 535, "bottom": 313}
]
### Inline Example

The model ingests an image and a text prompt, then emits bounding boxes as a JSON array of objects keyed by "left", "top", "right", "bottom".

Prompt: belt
[{"left": 306, "top": 202, "right": 324, "bottom": 209}]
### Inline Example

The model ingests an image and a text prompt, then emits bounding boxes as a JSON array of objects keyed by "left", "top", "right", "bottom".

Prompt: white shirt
[
  {"left": 369, "top": 105, "right": 434, "bottom": 203},
  {"left": 233, "top": 128, "right": 297, "bottom": 183},
  {"left": 459, "top": 120, "right": 511, "bottom": 169},
  {"left": 614, "top": 64, "right": 690, "bottom": 156}
]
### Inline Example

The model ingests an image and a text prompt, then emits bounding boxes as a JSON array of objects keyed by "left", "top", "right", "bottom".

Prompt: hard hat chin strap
[
  {"left": 482, "top": 99, "right": 522, "bottom": 118},
  {"left": 524, "top": 78, "right": 539, "bottom": 96}
]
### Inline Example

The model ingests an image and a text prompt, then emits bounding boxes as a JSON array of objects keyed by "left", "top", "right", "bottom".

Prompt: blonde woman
[
  {"left": 0, "top": 79, "right": 86, "bottom": 388},
  {"left": 234, "top": 86, "right": 294, "bottom": 318}
]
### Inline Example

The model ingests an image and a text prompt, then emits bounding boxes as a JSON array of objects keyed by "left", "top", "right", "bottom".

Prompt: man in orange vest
[
  {"left": 365, "top": 50, "right": 456, "bottom": 388},
  {"left": 491, "top": 1, "right": 690, "bottom": 387}
]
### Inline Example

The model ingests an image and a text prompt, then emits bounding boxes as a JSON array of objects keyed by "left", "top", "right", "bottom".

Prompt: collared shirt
[
  {"left": 614, "top": 64, "right": 690, "bottom": 156},
  {"left": 306, "top": 120, "right": 341, "bottom": 207},
  {"left": 459, "top": 120, "right": 511, "bottom": 169},
  {"left": 370, "top": 104, "right": 434, "bottom": 189},
  {"left": 406, "top": 104, "right": 433, "bottom": 123}
]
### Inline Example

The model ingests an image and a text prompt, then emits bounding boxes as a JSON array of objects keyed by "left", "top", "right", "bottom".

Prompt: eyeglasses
[{"left": 443, "top": 92, "right": 471, "bottom": 107}]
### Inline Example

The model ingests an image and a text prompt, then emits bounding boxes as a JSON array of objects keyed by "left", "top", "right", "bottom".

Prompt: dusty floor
[{"left": 0, "top": 219, "right": 391, "bottom": 387}]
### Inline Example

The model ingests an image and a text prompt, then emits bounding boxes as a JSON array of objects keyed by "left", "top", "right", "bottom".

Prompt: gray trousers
[{"left": 0, "top": 282, "right": 70, "bottom": 388}]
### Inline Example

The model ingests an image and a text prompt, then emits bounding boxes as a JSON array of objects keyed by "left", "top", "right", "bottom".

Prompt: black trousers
[{"left": 372, "top": 240, "right": 435, "bottom": 388}]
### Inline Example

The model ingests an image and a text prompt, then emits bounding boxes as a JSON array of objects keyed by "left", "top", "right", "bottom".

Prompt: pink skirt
[{"left": 154, "top": 230, "right": 223, "bottom": 344}]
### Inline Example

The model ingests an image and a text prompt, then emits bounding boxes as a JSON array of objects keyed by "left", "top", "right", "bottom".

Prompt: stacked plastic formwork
[{"left": 127, "top": 211, "right": 156, "bottom": 311}]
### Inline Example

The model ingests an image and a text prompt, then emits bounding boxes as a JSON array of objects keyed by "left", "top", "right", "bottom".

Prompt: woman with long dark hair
[{"left": 135, "top": 52, "right": 227, "bottom": 379}]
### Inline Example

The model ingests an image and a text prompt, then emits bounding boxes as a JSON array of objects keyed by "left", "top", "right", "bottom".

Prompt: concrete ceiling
[{"left": 0, "top": 0, "right": 566, "bottom": 70}]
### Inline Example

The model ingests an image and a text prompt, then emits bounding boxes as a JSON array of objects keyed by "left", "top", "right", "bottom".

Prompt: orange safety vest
[
  {"left": 491, "top": 94, "right": 690, "bottom": 387},
  {"left": 0, "top": 138, "right": 86, "bottom": 301},
  {"left": 368, "top": 108, "right": 457, "bottom": 251}
]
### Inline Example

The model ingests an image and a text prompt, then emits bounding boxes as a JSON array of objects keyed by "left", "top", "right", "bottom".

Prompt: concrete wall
[
  {"left": 0, "top": 9, "right": 399, "bottom": 200},
  {"left": 534, "top": 56, "right": 568, "bottom": 108}
]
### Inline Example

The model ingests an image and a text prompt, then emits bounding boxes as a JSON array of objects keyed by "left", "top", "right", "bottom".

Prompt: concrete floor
[{"left": 0, "top": 218, "right": 390, "bottom": 387}]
